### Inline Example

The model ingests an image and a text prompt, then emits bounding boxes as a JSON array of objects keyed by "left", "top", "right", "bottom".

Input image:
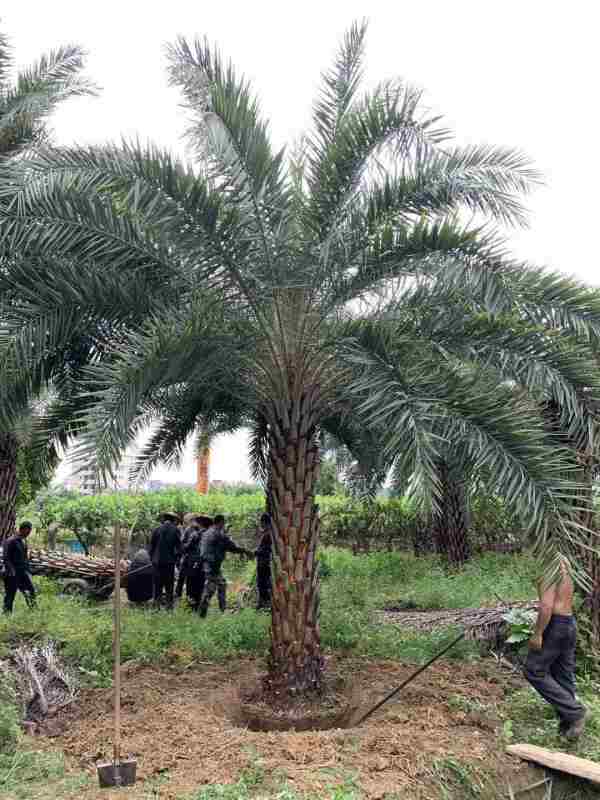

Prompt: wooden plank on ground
[{"left": 507, "top": 744, "right": 600, "bottom": 785}]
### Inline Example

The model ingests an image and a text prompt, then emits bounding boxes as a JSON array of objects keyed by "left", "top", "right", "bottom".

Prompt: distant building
[{"left": 60, "top": 450, "right": 140, "bottom": 494}]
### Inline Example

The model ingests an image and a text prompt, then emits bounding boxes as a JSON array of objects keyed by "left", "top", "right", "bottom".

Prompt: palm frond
[
  {"left": 0, "top": 28, "right": 12, "bottom": 89},
  {"left": 0, "top": 44, "right": 97, "bottom": 157},
  {"left": 307, "top": 76, "right": 449, "bottom": 239},
  {"left": 71, "top": 304, "right": 252, "bottom": 482},
  {"left": 248, "top": 414, "right": 269, "bottom": 486},
  {"left": 344, "top": 336, "right": 579, "bottom": 537},
  {"left": 312, "top": 19, "right": 368, "bottom": 148},
  {"left": 358, "top": 144, "right": 540, "bottom": 230},
  {"left": 0, "top": 253, "right": 183, "bottom": 430},
  {"left": 324, "top": 217, "right": 507, "bottom": 312},
  {"left": 166, "top": 35, "right": 291, "bottom": 287},
  {"left": 320, "top": 409, "right": 390, "bottom": 499},
  {"left": 130, "top": 383, "right": 248, "bottom": 486},
  {"left": 504, "top": 264, "right": 600, "bottom": 345}
]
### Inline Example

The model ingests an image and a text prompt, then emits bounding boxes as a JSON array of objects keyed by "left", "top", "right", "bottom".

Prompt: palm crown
[{"left": 1, "top": 20, "right": 600, "bottom": 691}]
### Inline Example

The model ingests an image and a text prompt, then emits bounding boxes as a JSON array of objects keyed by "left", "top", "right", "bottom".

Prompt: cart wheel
[{"left": 61, "top": 579, "right": 92, "bottom": 597}]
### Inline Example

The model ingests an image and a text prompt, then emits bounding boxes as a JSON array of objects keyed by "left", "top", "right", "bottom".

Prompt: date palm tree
[
  {"left": 0, "top": 26, "right": 96, "bottom": 539},
  {"left": 350, "top": 301, "right": 600, "bottom": 566},
  {"left": 1, "top": 21, "right": 600, "bottom": 694}
]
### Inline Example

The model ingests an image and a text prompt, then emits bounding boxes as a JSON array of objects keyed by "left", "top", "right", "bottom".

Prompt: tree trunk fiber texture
[
  {"left": 267, "top": 388, "right": 323, "bottom": 695},
  {"left": 0, "top": 432, "right": 18, "bottom": 543},
  {"left": 433, "top": 462, "right": 471, "bottom": 567}
]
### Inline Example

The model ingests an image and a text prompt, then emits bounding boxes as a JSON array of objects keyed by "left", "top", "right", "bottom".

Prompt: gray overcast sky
[{"left": 5, "top": 1, "right": 599, "bottom": 483}]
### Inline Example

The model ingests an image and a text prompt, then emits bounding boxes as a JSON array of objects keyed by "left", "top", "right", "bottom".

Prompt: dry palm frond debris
[
  {"left": 377, "top": 601, "right": 538, "bottom": 641},
  {"left": 1, "top": 641, "right": 78, "bottom": 732}
]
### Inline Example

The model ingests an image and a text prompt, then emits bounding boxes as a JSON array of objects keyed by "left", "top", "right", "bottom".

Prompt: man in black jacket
[
  {"left": 255, "top": 513, "right": 273, "bottom": 611},
  {"left": 149, "top": 512, "right": 181, "bottom": 608},
  {"left": 3, "top": 521, "right": 36, "bottom": 614},
  {"left": 125, "top": 548, "right": 155, "bottom": 604},
  {"left": 185, "top": 516, "right": 212, "bottom": 610},
  {"left": 176, "top": 516, "right": 200, "bottom": 599},
  {"left": 198, "top": 515, "right": 251, "bottom": 617}
]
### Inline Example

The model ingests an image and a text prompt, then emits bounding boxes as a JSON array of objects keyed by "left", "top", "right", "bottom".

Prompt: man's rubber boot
[{"left": 565, "top": 709, "right": 587, "bottom": 741}]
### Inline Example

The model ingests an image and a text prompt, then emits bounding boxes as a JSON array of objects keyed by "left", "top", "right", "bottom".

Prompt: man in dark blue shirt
[{"left": 3, "top": 521, "right": 36, "bottom": 614}]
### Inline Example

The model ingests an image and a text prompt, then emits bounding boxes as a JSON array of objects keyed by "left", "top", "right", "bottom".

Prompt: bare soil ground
[{"left": 26, "top": 656, "right": 542, "bottom": 799}]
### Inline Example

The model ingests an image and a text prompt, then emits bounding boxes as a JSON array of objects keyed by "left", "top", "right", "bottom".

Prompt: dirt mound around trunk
[
  {"left": 237, "top": 671, "right": 357, "bottom": 731},
  {"left": 35, "top": 657, "right": 538, "bottom": 799}
]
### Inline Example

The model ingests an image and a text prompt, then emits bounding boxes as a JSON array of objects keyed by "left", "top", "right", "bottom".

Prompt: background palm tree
[
  {"left": 361, "top": 300, "right": 600, "bottom": 566},
  {"left": 0, "top": 26, "right": 96, "bottom": 539},
  {"left": 1, "top": 21, "right": 599, "bottom": 695}
]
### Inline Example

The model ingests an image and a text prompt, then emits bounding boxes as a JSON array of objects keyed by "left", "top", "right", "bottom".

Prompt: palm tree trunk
[
  {"left": 267, "top": 391, "right": 323, "bottom": 694},
  {"left": 433, "top": 461, "right": 471, "bottom": 567},
  {"left": 265, "top": 467, "right": 274, "bottom": 515},
  {"left": 0, "top": 432, "right": 18, "bottom": 542},
  {"left": 196, "top": 448, "right": 210, "bottom": 494}
]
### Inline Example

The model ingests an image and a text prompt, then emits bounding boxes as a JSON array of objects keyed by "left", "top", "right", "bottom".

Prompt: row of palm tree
[
  {"left": 0, "top": 24, "right": 97, "bottom": 538},
  {"left": 2, "top": 20, "right": 600, "bottom": 692}
]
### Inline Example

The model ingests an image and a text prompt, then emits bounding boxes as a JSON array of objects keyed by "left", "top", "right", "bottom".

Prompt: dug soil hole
[{"left": 40, "top": 657, "right": 536, "bottom": 799}]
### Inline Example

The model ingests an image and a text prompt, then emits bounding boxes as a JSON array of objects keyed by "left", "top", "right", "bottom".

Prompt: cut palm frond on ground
[{"left": 377, "top": 601, "right": 538, "bottom": 641}]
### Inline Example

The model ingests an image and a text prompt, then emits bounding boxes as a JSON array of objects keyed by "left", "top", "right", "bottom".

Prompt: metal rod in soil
[{"left": 355, "top": 630, "right": 466, "bottom": 726}]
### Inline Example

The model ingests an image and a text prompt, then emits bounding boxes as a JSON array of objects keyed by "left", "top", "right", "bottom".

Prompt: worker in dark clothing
[
  {"left": 255, "top": 513, "right": 273, "bottom": 611},
  {"left": 3, "top": 521, "right": 36, "bottom": 614},
  {"left": 176, "top": 518, "right": 199, "bottom": 599},
  {"left": 198, "top": 515, "right": 252, "bottom": 617},
  {"left": 524, "top": 559, "right": 587, "bottom": 740},
  {"left": 149, "top": 512, "right": 181, "bottom": 608},
  {"left": 185, "top": 516, "right": 212, "bottom": 610},
  {"left": 125, "top": 548, "right": 154, "bottom": 604}
]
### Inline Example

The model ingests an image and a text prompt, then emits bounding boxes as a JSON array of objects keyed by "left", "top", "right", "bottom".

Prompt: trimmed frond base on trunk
[
  {"left": 0, "top": 432, "right": 18, "bottom": 542},
  {"left": 268, "top": 391, "right": 323, "bottom": 695}
]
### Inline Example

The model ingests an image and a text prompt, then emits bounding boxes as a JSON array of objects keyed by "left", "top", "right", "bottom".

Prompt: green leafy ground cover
[{"left": 1, "top": 550, "right": 598, "bottom": 799}]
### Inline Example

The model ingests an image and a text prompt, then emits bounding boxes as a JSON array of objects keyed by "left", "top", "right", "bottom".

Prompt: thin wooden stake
[{"left": 113, "top": 522, "right": 121, "bottom": 766}]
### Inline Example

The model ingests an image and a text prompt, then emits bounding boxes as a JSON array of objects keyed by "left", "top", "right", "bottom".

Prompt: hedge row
[{"left": 32, "top": 488, "right": 524, "bottom": 554}]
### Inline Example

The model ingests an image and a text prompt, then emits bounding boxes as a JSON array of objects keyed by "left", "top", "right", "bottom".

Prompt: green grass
[
  {"left": 321, "top": 549, "right": 536, "bottom": 610},
  {"left": 499, "top": 683, "right": 600, "bottom": 800},
  {"left": 0, "top": 551, "right": 535, "bottom": 685},
  {"left": 0, "top": 579, "right": 271, "bottom": 684},
  {"left": 0, "top": 749, "right": 91, "bottom": 799},
  {"left": 501, "top": 677, "right": 600, "bottom": 761},
  {"left": 430, "top": 756, "right": 489, "bottom": 799},
  {"left": 0, "top": 549, "right": 596, "bottom": 800}
]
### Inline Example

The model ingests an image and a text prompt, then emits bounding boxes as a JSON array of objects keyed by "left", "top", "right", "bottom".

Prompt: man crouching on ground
[{"left": 524, "top": 557, "right": 587, "bottom": 740}]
